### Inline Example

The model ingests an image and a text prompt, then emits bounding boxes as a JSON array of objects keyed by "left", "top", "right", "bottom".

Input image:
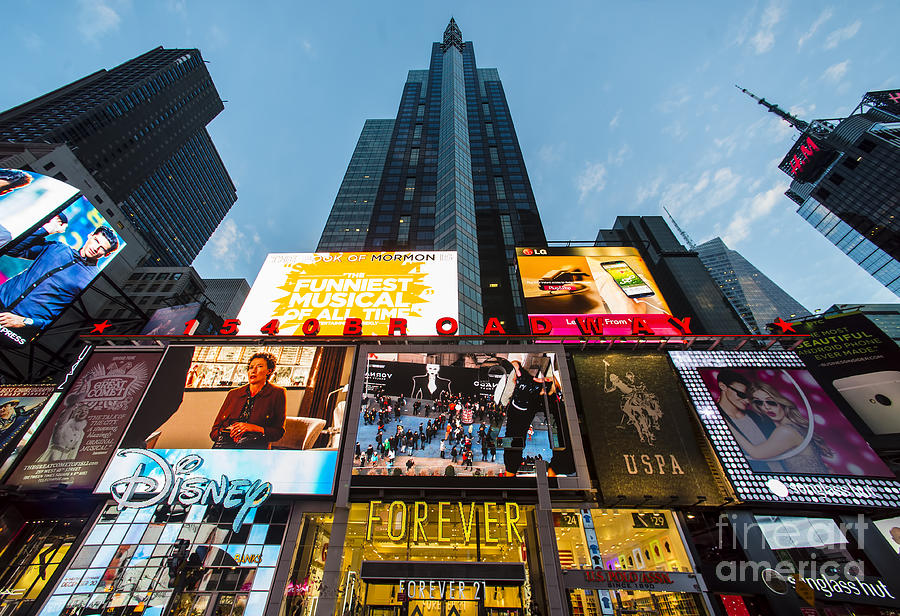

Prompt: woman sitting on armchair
[{"left": 210, "top": 352, "right": 286, "bottom": 449}]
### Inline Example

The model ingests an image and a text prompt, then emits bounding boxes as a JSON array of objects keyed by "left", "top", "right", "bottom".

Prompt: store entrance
[
  {"left": 170, "top": 593, "right": 249, "bottom": 616},
  {"left": 358, "top": 582, "right": 524, "bottom": 616}
]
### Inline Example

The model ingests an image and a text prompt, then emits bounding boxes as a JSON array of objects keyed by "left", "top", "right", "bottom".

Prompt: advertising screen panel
[
  {"left": 0, "top": 193, "right": 126, "bottom": 347},
  {"left": 874, "top": 515, "right": 900, "bottom": 555},
  {"left": 0, "top": 384, "right": 55, "bottom": 464},
  {"left": 0, "top": 168, "right": 80, "bottom": 252},
  {"left": 670, "top": 351, "right": 900, "bottom": 508},
  {"left": 8, "top": 351, "right": 162, "bottom": 489},
  {"left": 352, "top": 345, "right": 582, "bottom": 483},
  {"left": 96, "top": 343, "right": 355, "bottom": 496},
  {"left": 572, "top": 353, "right": 725, "bottom": 505},
  {"left": 237, "top": 251, "right": 458, "bottom": 336},
  {"left": 515, "top": 247, "right": 680, "bottom": 336},
  {"left": 794, "top": 313, "right": 900, "bottom": 436},
  {"left": 139, "top": 302, "right": 203, "bottom": 335}
]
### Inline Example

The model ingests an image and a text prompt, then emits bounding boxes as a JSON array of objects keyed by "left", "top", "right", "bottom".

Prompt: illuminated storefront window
[
  {"left": 278, "top": 514, "right": 332, "bottom": 616},
  {"left": 331, "top": 502, "right": 535, "bottom": 615},
  {"left": 554, "top": 509, "right": 706, "bottom": 616},
  {"left": 37, "top": 502, "right": 289, "bottom": 616}
]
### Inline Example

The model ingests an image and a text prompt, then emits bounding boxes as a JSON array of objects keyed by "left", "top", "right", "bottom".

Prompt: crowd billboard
[
  {"left": 794, "top": 313, "right": 900, "bottom": 436},
  {"left": 0, "top": 187, "right": 126, "bottom": 347},
  {"left": 670, "top": 351, "right": 900, "bottom": 508},
  {"left": 237, "top": 252, "right": 458, "bottom": 336},
  {"left": 515, "top": 247, "right": 681, "bottom": 336},
  {"left": 352, "top": 345, "right": 584, "bottom": 485},
  {"left": 572, "top": 353, "right": 725, "bottom": 506},
  {"left": 8, "top": 351, "right": 162, "bottom": 489},
  {"left": 0, "top": 384, "right": 55, "bottom": 465},
  {"left": 96, "top": 343, "right": 355, "bottom": 496}
]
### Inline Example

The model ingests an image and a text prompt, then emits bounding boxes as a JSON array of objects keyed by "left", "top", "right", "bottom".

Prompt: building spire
[
  {"left": 441, "top": 17, "right": 464, "bottom": 52},
  {"left": 735, "top": 85, "right": 809, "bottom": 132},
  {"left": 663, "top": 207, "right": 697, "bottom": 250}
]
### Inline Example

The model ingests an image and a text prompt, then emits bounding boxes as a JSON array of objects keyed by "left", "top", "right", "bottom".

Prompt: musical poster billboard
[
  {"left": 670, "top": 351, "right": 900, "bottom": 508},
  {"left": 353, "top": 345, "right": 584, "bottom": 486},
  {"left": 515, "top": 246, "right": 681, "bottom": 336},
  {"left": 96, "top": 343, "right": 355, "bottom": 496},
  {"left": 572, "top": 353, "right": 725, "bottom": 506},
  {"left": 237, "top": 251, "right": 458, "bottom": 336},
  {"left": 8, "top": 351, "right": 162, "bottom": 490},
  {"left": 794, "top": 313, "right": 900, "bottom": 436}
]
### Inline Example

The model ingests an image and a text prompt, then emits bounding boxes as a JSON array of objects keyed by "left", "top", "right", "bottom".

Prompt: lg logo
[{"left": 522, "top": 248, "right": 547, "bottom": 256}]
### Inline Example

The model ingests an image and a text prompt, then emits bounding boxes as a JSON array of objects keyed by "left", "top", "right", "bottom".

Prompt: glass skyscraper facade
[
  {"left": 780, "top": 90, "right": 900, "bottom": 297},
  {"left": 0, "top": 47, "right": 236, "bottom": 267},
  {"left": 318, "top": 19, "right": 546, "bottom": 333},
  {"left": 695, "top": 237, "right": 811, "bottom": 334}
]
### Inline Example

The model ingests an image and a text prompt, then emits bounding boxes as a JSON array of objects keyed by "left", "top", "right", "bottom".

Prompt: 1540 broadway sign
[{"left": 109, "top": 449, "right": 272, "bottom": 531}]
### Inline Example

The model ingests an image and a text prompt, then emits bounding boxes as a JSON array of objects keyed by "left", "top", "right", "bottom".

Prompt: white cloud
[
  {"left": 78, "top": 0, "right": 123, "bottom": 41},
  {"left": 636, "top": 175, "right": 664, "bottom": 204},
  {"left": 208, "top": 218, "right": 260, "bottom": 271},
  {"left": 663, "top": 121, "right": 687, "bottom": 141},
  {"left": 302, "top": 39, "right": 313, "bottom": 54},
  {"left": 538, "top": 143, "right": 564, "bottom": 164},
  {"left": 797, "top": 8, "right": 832, "bottom": 48},
  {"left": 721, "top": 182, "right": 789, "bottom": 245},
  {"left": 207, "top": 25, "right": 229, "bottom": 50},
  {"left": 822, "top": 60, "right": 850, "bottom": 83},
  {"left": 749, "top": 1, "right": 784, "bottom": 54},
  {"left": 824, "top": 20, "right": 861, "bottom": 49},
  {"left": 659, "top": 167, "right": 742, "bottom": 222},
  {"left": 609, "top": 109, "right": 622, "bottom": 129},
  {"left": 576, "top": 162, "right": 607, "bottom": 202},
  {"left": 657, "top": 87, "right": 691, "bottom": 113}
]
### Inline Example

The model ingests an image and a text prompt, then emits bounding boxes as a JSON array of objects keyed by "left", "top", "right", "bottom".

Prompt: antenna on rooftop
[
  {"left": 663, "top": 207, "right": 697, "bottom": 250},
  {"left": 735, "top": 85, "right": 809, "bottom": 132}
]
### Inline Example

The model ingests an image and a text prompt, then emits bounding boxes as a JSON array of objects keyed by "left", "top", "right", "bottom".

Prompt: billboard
[
  {"left": 777, "top": 134, "right": 838, "bottom": 183},
  {"left": 0, "top": 384, "right": 55, "bottom": 464},
  {"left": 794, "top": 313, "right": 900, "bottom": 436},
  {"left": 0, "top": 190, "right": 126, "bottom": 347},
  {"left": 671, "top": 351, "right": 900, "bottom": 508},
  {"left": 237, "top": 252, "right": 458, "bottom": 336},
  {"left": 353, "top": 346, "right": 581, "bottom": 483},
  {"left": 8, "top": 351, "right": 162, "bottom": 489},
  {"left": 572, "top": 353, "right": 725, "bottom": 505},
  {"left": 864, "top": 89, "right": 900, "bottom": 116},
  {"left": 0, "top": 168, "right": 80, "bottom": 251},
  {"left": 874, "top": 515, "right": 900, "bottom": 555},
  {"left": 96, "top": 343, "right": 355, "bottom": 496},
  {"left": 139, "top": 302, "right": 203, "bottom": 335},
  {"left": 515, "top": 247, "right": 681, "bottom": 336}
]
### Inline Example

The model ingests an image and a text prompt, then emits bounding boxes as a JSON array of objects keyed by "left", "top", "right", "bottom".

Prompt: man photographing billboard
[{"left": 0, "top": 224, "right": 118, "bottom": 342}]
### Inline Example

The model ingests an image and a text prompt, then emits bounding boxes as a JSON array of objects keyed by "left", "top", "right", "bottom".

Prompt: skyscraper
[
  {"left": 695, "top": 236, "right": 811, "bottom": 334},
  {"left": 740, "top": 87, "right": 900, "bottom": 297},
  {"left": 318, "top": 19, "right": 547, "bottom": 333},
  {"left": 0, "top": 47, "right": 236, "bottom": 267}
]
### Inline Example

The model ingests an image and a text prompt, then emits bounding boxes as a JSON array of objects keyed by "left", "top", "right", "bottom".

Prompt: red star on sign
[
  {"left": 91, "top": 320, "right": 112, "bottom": 334},
  {"left": 771, "top": 317, "right": 796, "bottom": 334}
]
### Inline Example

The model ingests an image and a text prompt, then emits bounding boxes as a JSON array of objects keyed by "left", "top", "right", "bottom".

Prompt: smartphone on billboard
[{"left": 600, "top": 260, "right": 654, "bottom": 298}]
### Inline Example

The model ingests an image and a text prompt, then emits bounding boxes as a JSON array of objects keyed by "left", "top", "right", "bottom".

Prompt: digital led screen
[
  {"left": 353, "top": 346, "right": 580, "bottom": 483},
  {"left": 8, "top": 351, "right": 163, "bottom": 490},
  {"left": 139, "top": 302, "right": 203, "bottom": 335},
  {"left": 0, "top": 384, "right": 55, "bottom": 465},
  {"left": 515, "top": 247, "right": 680, "bottom": 336},
  {"left": 0, "top": 193, "right": 126, "bottom": 347},
  {"left": 572, "top": 353, "right": 724, "bottom": 505},
  {"left": 794, "top": 313, "right": 900, "bottom": 436},
  {"left": 96, "top": 344, "right": 355, "bottom": 496},
  {"left": 671, "top": 351, "right": 900, "bottom": 508},
  {"left": 237, "top": 251, "right": 458, "bottom": 336},
  {"left": 0, "top": 168, "right": 80, "bottom": 252},
  {"left": 874, "top": 515, "right": 900, "bottom": 555}
]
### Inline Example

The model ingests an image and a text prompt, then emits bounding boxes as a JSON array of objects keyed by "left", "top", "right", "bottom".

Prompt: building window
[
  {"left": 494, "top": 177, "right": 506, "bottom": 200},
  {"left": 858, "top": 138, "right": 876, "bottom": 153},
  {"left": 404, "top": 178, "right": 415, "bottom": 200},
  {"left": 842, "top": 156, "right": 860, "bottom": 170},
  {"left": 814, "top": 187, "right": 831, "bottom": 201},
  {"left": 829, "top": 173, "right": 845, "bottom": 186},
  {"left": 409, "top": 148, "right": 419, "bottom": 167}
]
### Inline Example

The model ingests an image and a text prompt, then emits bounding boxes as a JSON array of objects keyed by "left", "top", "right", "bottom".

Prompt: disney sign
[{"left": 109, "top": 449, "right": 272, "bottom": 531}]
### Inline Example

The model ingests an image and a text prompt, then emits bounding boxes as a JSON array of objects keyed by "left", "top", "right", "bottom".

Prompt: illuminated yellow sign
[{"left": 366, "top": 501, "right": 524, "bottom": 544}]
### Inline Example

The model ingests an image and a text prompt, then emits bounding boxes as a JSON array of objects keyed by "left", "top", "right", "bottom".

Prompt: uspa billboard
[
  {"left": 0, "top": 183, "right": 126, "bottom": 347},
  {"left": 96, "top": 344, "right": 355, "bottom": 496},
  {"left": 515, "top": 246, "right": 681, "bottom": 336},
  {"left": 572, "top": 353, "right": 725, "bottom": 506},
  {"left": 237, "top": 252, "right": 458, "bottom": 336},
  {"left": 352, "top": 345, "right": 584, "bottom": 485},
  {"left": 670, "top": 351, "right": 900, "bottom": 508},
  {"left": 8, "top": 351, "right": 162, "bottom": 490},
  {"left": 794, "top": 313, "right": 900, "bottom": 436}
]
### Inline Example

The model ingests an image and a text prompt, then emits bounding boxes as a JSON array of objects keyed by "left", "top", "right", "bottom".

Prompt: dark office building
[
  {"left": 318, "top": 19, "right": 546, "bottom": 334},
  {"left": 596, "top": 217, "right": 749, "bottom": 334},
  {"left": 696, "top": 236, "right": 811, "bottom": 334},
  {"left": 0, "top": 47, "right": 236, "bottom": 267},
  {"left": 741, "top": 87, "right": 900, "bottom": 297}
]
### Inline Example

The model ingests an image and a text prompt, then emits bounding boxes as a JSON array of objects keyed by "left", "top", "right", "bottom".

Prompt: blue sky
[{"left": 4, "top": 1, "right": 898, "bottom": 312}]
